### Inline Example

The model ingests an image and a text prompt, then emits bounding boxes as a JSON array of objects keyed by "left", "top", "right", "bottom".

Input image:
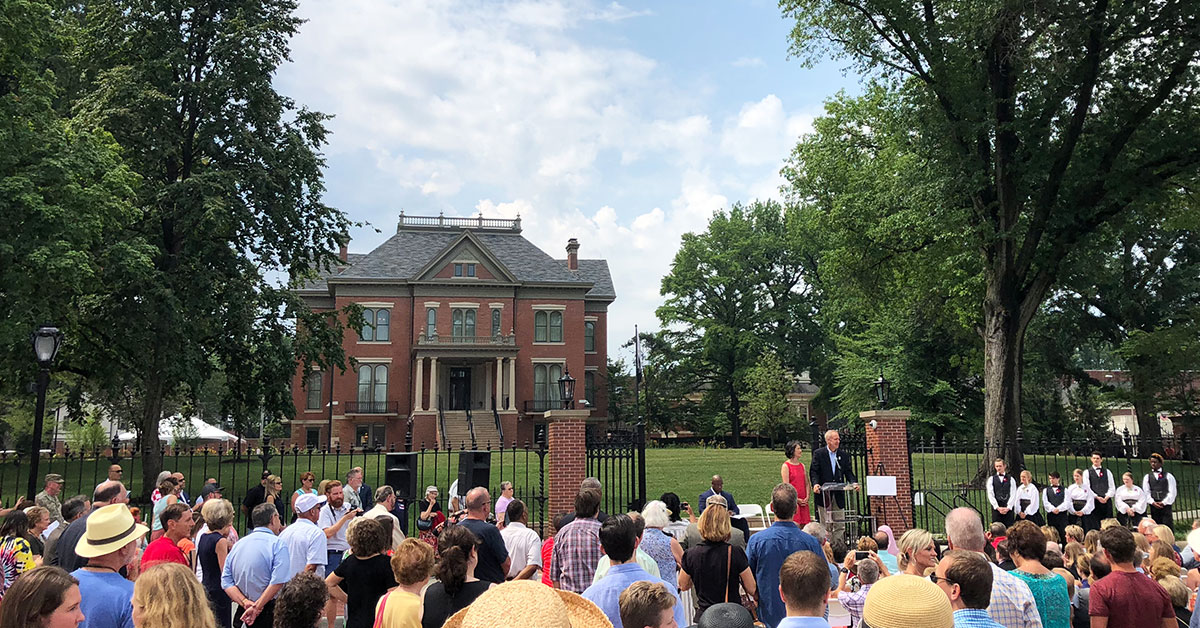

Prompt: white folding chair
[{"left": 737, "top": 503, "right": 768, "bottom": 534}]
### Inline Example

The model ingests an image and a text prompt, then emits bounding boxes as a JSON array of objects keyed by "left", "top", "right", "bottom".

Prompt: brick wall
[
  {"left": 547, "top": 416, "right": 588, "bottom": 534},
  {"left": 863, "top": 410, "right": 914, "bottom": 535}
]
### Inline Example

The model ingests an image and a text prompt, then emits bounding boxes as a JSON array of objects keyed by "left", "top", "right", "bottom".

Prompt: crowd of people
[{"left": 0, "top": 436, "right": 1197, "bottom": 628}]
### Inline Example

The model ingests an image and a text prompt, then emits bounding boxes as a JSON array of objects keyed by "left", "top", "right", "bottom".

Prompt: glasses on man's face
[{"left": 928, "top": 574, "right": 956, "bottom": 586}]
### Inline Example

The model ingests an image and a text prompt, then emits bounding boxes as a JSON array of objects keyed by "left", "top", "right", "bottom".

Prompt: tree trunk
[
  {"left": 139, "top": 375, "right": 164, "bottom": 502},
  {"left": 728, "top": 379, "right": 742, "bottom": 448},
  {"left": 1129, "top": 366, "right": 1164, "bottom": 457},
  {"left": 980, "top": 286, "right": 1027, "bottom": 482}
]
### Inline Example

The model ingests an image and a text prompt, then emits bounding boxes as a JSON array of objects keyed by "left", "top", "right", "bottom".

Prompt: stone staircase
[{"left": 440, "top": 410, "right": 501, "bottom": 449}]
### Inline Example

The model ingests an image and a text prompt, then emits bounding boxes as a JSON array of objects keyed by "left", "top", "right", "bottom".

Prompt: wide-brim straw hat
[
  {"left": 442, "top": 580, "right": 612, "bottom": 628},
  {"left": 862, "top": 574, "right": 952, "bottom": 628},
  {"left": 75, "top": 503, "right": 148, "bottom": 558}
]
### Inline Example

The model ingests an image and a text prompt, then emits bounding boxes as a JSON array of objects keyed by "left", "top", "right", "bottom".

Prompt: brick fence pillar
[
  {"left": 545, "top": 409, "right": 594, "bottom": 534},
  {"left": 862, "top": 409, "right": 914, "bottom": 535}
]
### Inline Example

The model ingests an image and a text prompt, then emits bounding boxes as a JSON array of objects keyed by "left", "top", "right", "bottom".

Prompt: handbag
[
  {"left": 372, "top": 591, "right": 391, "bottom": 628},
  {"left": 726, "top": 545, "right": 759, "bottom": 618}
]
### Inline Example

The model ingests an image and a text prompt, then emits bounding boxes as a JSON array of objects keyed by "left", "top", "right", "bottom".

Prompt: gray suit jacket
[{"left": 680, "top": 521, "right": 745, "bottom": 551}]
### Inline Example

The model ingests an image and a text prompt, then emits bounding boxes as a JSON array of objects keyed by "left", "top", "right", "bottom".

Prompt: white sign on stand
[{"left": 866, "top": 475, "right": 897, "bottom": 496}]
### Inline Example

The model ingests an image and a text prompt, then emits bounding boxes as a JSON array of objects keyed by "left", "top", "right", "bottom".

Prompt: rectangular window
[
  {"left": 534, "top": 363, "right": 563, "bottom": 409},
  {"left": 305, "top": 427, "right": 321, "bottom": 449},
  {"left": 359, "top": 308, "right": 389, "bottom": 342},
  {"left": 454, "top": 263, "right": 463, "bottom": 277},
  {"left": 534, "top": 311, "right": 548, "bottom": 342},
  {"left": 584, "top": 371, "right": 595, "bottom": 405},
  {"left": 305, "top": 372, "right": 323, "bottom": 410},
  {"left": 549, "top": 311, "right": 563, "bottom": 343},
  {"left": 584, "top": 321, "right": 595, "bottom": 352},
  {"left": 360, "top": 308, "right": 375, "bottom": 341},
  {"left": 355, "top": 423, "right": 386, "bottom": 448},
  {"left": 467, "top": 263, "right": 476, "bottom": 277},
  {"left": 357, "top": 365, "right": 388, "bottom": 405}
]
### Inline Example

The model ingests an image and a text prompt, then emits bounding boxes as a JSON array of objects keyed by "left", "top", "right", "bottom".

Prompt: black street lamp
[
  {"left": 873, "top": 369, "right": 890, "bottom": 410},
  {"left": 558, "top": 368, "right": 576, "bottom": 410},
  {"left": 28, "top": 324, "right": 64, "bottom": 500}
]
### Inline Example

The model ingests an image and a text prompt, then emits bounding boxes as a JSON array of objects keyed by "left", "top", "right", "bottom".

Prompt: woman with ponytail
[{"left": 420, "top": 525, "right": 493, "bottom": 628}]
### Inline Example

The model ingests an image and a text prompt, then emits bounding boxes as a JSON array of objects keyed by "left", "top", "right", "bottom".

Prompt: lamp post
[
  {"left": 28, "top": 324, "right": 64, "bottom": 500},
  {"left": 558, "top": 368, "right": 576, "bottom": 410},
  {"left": 873, "top": 369, "right": 890, "bottom": 410}
]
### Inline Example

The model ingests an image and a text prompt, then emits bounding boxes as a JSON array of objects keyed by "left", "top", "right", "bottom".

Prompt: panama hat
[
  {"left": 75, "top": 503, "right": 148, "bottom": 558},
  {"left": 443, "top": 580, "right": 612, "bottom": 628},
  {"left": 862, "top": 574, "right": 952, "bottom": 628}
]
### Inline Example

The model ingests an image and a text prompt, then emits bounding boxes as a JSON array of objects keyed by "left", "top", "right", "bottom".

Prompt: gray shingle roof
[
  {"left": 298, "top": 253, "right": 367, "bottom": 291},
  {"left": 309, "top": 230, "right": 615, "bottom": 300}
]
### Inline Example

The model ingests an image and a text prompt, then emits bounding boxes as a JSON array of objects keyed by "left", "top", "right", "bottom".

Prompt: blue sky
[{"left": 275, "top": 0, "right": 861, "bottom": 357}]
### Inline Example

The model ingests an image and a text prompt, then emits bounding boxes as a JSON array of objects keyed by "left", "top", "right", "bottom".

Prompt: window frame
[
  {"left": 534, "top": 311, "right": 548, "bottom": 342},
  {"left": 357, "top": 364, "right": 388, "bottom": 404},
  {"left": 491, "top": 309, "right": 502, "bottom": 337},
  {"left": 426, "top": 308, "right": 437, "bottom": 335},
  {"left": 466, "top": 263, "right": 476, "bottom": 277},
  {"left": 374, "top": 308, "right": 390, "bottom": 341},
  {"left": 305, "top": 371, "right": 323, "bottom": 410},
  {"left": 453, "top": 263, "right": 463, "bottom": 277},
  {"left": 360, "top": 308, "right": 376, "bottom": 341},
  {"left": 548, "top": 311, "right": 563, "bottom": 343},
  {"left": 584, "top": 371, "right": 596, "bottom": 405},
  {"left": 584, "top": 321, "right": 595, "bottom": 352}
]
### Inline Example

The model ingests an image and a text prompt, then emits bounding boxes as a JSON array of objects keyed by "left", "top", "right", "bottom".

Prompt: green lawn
[{"left": 5, "top": 445, "right": 1195, "bottom": 536}]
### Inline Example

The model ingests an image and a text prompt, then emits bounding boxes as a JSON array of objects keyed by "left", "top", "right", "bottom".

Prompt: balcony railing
[
  {"left": 418, "top": 334, "right": 516, "bottom": 346},
  {"left": 398, "top": 211, "right": 521, "bottom": 232},
  {"left": 525, "top": 399, "right": 566, "bottom": 413},
  {"left": 343, "top": 401, "right": 399, "bottom": 414}
]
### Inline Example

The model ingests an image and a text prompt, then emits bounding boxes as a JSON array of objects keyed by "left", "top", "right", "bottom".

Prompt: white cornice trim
[
  {"left": 356, "top": 301, "right": 395, "bottom": 309},
  {"left": 531, "top": 304, "right": 567, "bottom": 311},
  {"left": 355, "top": 357, "right": 393, "bottom": 364}
]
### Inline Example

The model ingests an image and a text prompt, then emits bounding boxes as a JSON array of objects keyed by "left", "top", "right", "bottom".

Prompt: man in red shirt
[
  {"left": 140, "top": 502, "right": 193, "bottom": 568},
  {"left": 1089, "top": 525, "right": 1174, "bottom": 628}
]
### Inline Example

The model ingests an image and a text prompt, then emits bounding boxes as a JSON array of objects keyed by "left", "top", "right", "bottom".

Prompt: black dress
[
  {"left": 421, "top": 580, "right": 491, "bottom": 628},
  {"left": 199, "top": 531, "right": 232, "bottom": 628},
  {"left": 681, "top": 541, "right": 749, "bottom": 618},
  {"left": 334, "top": 554, "right": 398, "bottom": 628}
]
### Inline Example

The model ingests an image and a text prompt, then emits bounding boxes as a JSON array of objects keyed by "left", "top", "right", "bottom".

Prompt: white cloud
[
  {"left": 720, "top": 94, "right": 815, "bottom": 166},
  {"left": 732, "top": 56, "right": 765, "bottom": 68}
]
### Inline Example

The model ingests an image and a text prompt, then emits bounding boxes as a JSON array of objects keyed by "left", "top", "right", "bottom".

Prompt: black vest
[
  {"left": 1146, "top": 471, "right": 1170, "bottom": 501},
  {"left": 992, "top": 475, "right": 1012, "bottom": 503},
  {"left": 1046, "top": 486, "right": 1065, "bottom": 506},
  {"left": 1089, "top": 468, "right": 1111, "bottom": 495}
]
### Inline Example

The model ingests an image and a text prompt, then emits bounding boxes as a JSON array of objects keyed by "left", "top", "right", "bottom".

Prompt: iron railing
[
  {"left": 465, "top": 406, "right": 477, "bottom": 449},
  {"left": 1, "top": 440, "right": 549, "bottom": 537},
  {"left": 492, "top": 398, "right": 504, "bottom": 444},
  {"left": 343, "top": 401, "right": 399, "bottom": 414},
  {"left": 398, "top": 212, "right": 521, "bottom": 232},
  {"left": 437, "top": 397, "right": 448, "bottom": 449},
  {"left": 417, "top": 334, "right": 516, "bottom": 346}
]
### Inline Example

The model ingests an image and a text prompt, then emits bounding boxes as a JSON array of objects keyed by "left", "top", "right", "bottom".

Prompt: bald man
[
  {"left": 810, "top": 429, "right": 859, "bottom": 540},
  {"left": 699, "top": 475, "right": 749, "bottom": 538}
]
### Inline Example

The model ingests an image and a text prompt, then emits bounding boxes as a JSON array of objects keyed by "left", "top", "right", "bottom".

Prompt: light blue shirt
[
  {"left": 878, "top": 551, "right": 899, "bottom": 575},
  {"left": 220, "top": 526, "right": 291, "bottom": 600},
  {"left": 779, "top": 617, "right": 832, "bottom": 628},
  {"left": 954, "top": 608, "right": 1006, "bottom": 628},
  {"left": 72, "top": 569, "right": 134, "bottom": 628},
  {"left": 747, "top": 521, "right": 826, "bottom": 628},
  {"left": 828, "top": 448, "right": 839, "bottom": 477},
  {"left": 581, "top": 562, "right": 686, "bottom": 628}
]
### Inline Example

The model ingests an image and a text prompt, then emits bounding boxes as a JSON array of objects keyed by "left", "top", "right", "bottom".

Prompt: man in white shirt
[
  {"left": 1143, "top": 453, "right": 1178, "bottom": 527},
  {"left": 317, "top": 480, "right": 357, "bottom": 628},
  {"left": 278, "top": 493, "right": 328, "bottom": 578},
  {"left": 1088, "top": 451, "right": 1115, "bottom": 531},
  {"left": 987, "top": 458, "right": 1018, "bottom": 527},
  {"left": 362, "top": 485, "right": 403, "bottom": 551},
  {"left": 500, "top": 499, "right": 542, "bottom": 580}
]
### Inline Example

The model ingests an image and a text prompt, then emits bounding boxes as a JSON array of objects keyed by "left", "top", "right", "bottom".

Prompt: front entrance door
[
  {"left": 306, "top": 427, "right": 321, "bottom": 449},
  {"left": 448, "top": 368, "right": 471, "bottom": 410}
]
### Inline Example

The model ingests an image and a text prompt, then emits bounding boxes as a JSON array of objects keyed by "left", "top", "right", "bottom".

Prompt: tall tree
[
  {"left": 743, "top": 352, "right": 803, "bottom": 446},
  {"left": 782, "top": 0, "right": 1200, "bottom": 469},
  {"left": 657, "top": 201, "right": 820, "bottom": 446},
  {"left": 70, "top": 0, "right": 357, "bottom": 496}
]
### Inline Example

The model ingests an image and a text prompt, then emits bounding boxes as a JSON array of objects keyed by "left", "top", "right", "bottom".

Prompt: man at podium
[{"left": 810, "top": 429, "right": 859, "bottom": 539}]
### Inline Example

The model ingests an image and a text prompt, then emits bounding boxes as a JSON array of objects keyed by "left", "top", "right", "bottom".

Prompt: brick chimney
[
  {"left": 338, "top": 243, "right": 348, "bottom": 263},
  {"left": 337, "top": 233, "right": 349, "bottom": 264},
  {"left": 566, "top": 238, "right": 580, "bottom": 271}
]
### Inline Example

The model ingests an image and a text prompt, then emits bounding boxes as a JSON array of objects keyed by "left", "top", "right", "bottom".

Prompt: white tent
[{"left": 117, "top": 415, "right": 242, "bottom": 444}]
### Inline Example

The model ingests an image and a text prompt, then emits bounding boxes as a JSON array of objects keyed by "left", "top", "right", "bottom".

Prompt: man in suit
[
  {"left": 1087, "top": 451, "right": 1114, "bottom": 531},
  {"left": 343, "top": 467, "right": 374, "bottom": 512},
  {"left": 809, "top": 429, "right": 859, "bottom": 541},
  {"left": 698, "top": 475, "right": 749, "bottom": 538}
]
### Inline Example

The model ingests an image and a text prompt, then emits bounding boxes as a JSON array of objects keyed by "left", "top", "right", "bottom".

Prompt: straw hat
[
  {"left": 75, "top": 503, "right": 148, "bottom": 558},
  {"left": 861, "top": 574, "right": 952, "bottom": 628},
  {"left": 442, "top": 580, "right": 612, "bottom": 628}
]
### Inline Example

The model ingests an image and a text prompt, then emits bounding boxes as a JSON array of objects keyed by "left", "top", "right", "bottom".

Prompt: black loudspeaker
[
  {"left": 385, "top": 452, "right": 419, "bottom": 503},
  {"left": 457, "top": 451, "right": 491, "bottom": 493}
]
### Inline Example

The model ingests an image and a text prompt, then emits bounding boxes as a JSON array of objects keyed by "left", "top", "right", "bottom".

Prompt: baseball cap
[
  {"left": 200, "top": 483, "right": 224, "bottom": 499},
  {"left": 295, "top": 493, "right": 327, "bottom": 513}
]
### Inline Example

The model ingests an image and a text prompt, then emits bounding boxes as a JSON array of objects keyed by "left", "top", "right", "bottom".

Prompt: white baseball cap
[{"left": 295, "top": 493, "right": 327, "bottom": 513}]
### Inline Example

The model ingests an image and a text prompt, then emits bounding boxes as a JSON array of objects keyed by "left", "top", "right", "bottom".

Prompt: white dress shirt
[
  {"left": 317, "top": 502, "right": 353, "bottom": 552},
  {"left": 1042, "top": 485, "right": 1068, "bottom": 514},
  {"left": 987, "top": 474, "right": 1018, "bottom": 510},
  {"left": 1014, "top": 483, "right": 1040, "bottom": 518},
  {"left": 1065, "top": 483, "right": 1095, "bottom": 515},
  {"left": 500, "top": 521, "right": 543, "bottom": 579},
  {"left": 1114, "top": 484, "right": 1147, "bottom": 515},
  {"left": 1142, "top": 470, "right": 1178, "bottom": 506}
]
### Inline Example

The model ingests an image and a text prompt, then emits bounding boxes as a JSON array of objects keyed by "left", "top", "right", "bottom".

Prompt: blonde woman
[
  {"left": 897, "top": 528, "right": 937, "bottom": 576},
  {"left": 679, "top": 498, "right": 757, "bottom": 620},
  {"left": 376, "top": 539, "right": 435, "bottom": 628},
  {"left": 1114, "top": 472, "right": 1147, "bottom": 528},
  {"left": 265, "top": 475, "right": 285, "bottom": 522},
  {"left": 1014, "top": 470, "right": 1042, "bottom": 526},
  {"left": 198, "top": 499, "right": 234, "bottom": 628},
  {"left": 133, "top": 562, "right": 218, "bottom": 628},
  {"left": 150, "top": 477, "right": 180, "bottom": 542},
  {"left": 23, "top": 506, "right": 50, "bottom": 558},
  {"left": 291, "top": 472, "right": 318, "bottom": 514}
]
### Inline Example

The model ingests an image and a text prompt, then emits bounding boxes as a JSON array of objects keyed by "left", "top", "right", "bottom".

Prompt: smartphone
[
  {"left": 854, "top": 551, "right": 869, "bottom": 560},
  {"left": 681, "top": 501, "right": 690, "bottom": 510}
]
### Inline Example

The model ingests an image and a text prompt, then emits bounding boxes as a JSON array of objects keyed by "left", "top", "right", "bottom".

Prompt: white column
[
  {"left": 507, "top": 358, "right": 516, "bottom": 411},
  {"left": 485, "top": 361, "right": 493, "bottom": 410},
  {"left": 495, "top": 358, "right": 504, "bottom": 410},
  {"left": 414, "top": 357, "right": 424, "bottom": 412},
  {"left": 429, "top": 357, "right": 439, "bottom": 410}
]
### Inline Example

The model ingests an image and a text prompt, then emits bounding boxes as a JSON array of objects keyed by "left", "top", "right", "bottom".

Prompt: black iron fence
[
  {"left": 0, "top": 441, "right": 548, "bottom": 536},
  {"left": 586, "top": 424, "right": 647, "bottom": 518},
  {"left": 910, "top": 431, "right": 1200, "bottom": 536}
]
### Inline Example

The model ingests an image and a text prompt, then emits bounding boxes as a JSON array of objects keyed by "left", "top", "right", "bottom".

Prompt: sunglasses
[{"left": 928, "top": 574, "right": 957, "bottom": 586}]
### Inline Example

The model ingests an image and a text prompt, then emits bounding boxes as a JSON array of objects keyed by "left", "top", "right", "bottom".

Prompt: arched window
[
  {"left": 452, "top": 309, "right": 463, "bottom": 338},
  {"left": 375, "top": 309, "right": 390, "bottom": 341},
  {"left": 464, "top": 309, "right": 476, "bottom": 337},
  {"left": 534, "top": 311, "right": 548, "bottom": 342},
  {"left": 584, "top": 321, "right": 595, "bottom": 352},
  {"left": 372, "top": 365, "right": 388, "bottom": 404},
  {"left": 534, "top": 363, "right": 563, "bottom": 408},
  {"left": 534, "top": 365, "right": 547, "bottom": 402},
  {"left": 360, "top": 308, "right": 376, "bottom": 341},
  {"left": 491, "top": 309, "right": 502, "bottom": 337},
  {"left": 357, "top": 365, "right": 387, "bottom": 404},
  {"left": 357, "top": 366, "right": 372, "bottom": 402},
  {"left": 549, "top": 311, "right": 563, "bottom": 342},
  {"left": 426, "top": 308, "right": 437, "bottom": 336}
]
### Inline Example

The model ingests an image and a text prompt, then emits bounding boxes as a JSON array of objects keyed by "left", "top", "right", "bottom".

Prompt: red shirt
[
  {"left": 540, "top": 537, "right": 554, "bottom": 586},
  {"left": 1089, "top": 570, "right": 1173, "bottom": 627},
  {"left": 140, "top": 536, "right": 188, "bottom": 568}
]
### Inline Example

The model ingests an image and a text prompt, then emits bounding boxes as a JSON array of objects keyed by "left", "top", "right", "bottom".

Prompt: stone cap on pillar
[
  {"left": 543, "top": 409, "right": 602, "bottom": 422},
  {"left": 860, "top": 409, "right": 912, "bottom": 420}
]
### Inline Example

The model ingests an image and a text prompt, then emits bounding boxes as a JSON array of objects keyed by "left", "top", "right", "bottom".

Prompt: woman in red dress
[{"left": 781, "top": 440, "right": 812, "bottom": 524}]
